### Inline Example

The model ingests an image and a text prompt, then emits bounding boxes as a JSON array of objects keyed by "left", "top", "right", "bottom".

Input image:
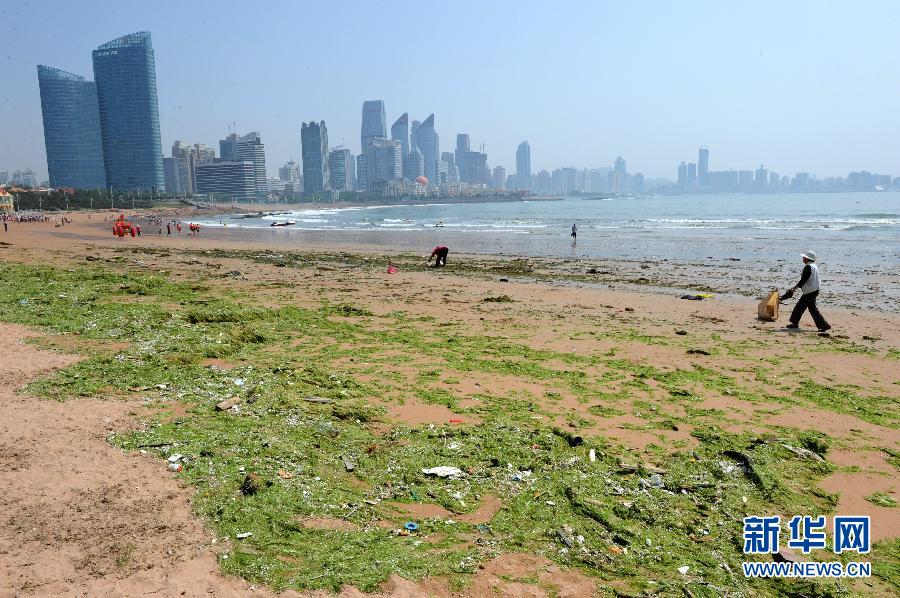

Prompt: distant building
[
  {"left": 464, "top": 151, "right": 489, "bottom": 185},
  {"left": 631, "top": 173, "right": 645, "bottom": 194},
  {"left": 279, "top": 161, "right": 301, "bottom": 188},
  {"left": 266, "top": 178, "right": 287, "bottom": 194},
  {"left": 738, "top": 170, "right": 754, "bottom": 189},
  {"left": 92, "top": 32, "right": 164, "bottom": 191},
  {"left": 328, "top": 148, "right": 355, "bottom": 191},
  {"left": 195, "top": 161, "right": 256, "bottom": 202},
  {"left": 390, "top": 113, "right": 409, "bottom": 161},
  {"left": 687, "top": 162, "right": 697, "bottom": 186},
  {"left": 163, "top": 157, "right": 181, "bottom": 193},
  {"left": 415, "top": 115, "right": 438, "bottom": 184},
  {"left": 755, "top": 164, "right": 768, "bottom": 189},
  {"left": 516, "top": 141, "right": 531, "bottom": 191},
  {"left": 361, "top": 100, "right": 387, "bottom": 152},
  {"left": 301, "top": 121, "right": 329, "bottom": 194},
  {"left": 362, "top": 139, "right": 402, "bottom": 190},
  {"left": 410, "top": 120, "right": 421, "bottom": 153},
  {"left": 455, "top": 134, "right": 470, "bottom": 182},
  {"left": 219, "top": 132, "right": 267, "bottom": 199},
  {"left": 492, "top": 166, "right": 506, "bottom": 190},
  {"left": 677, "top": 162, "right": 688, "bottom": 186},
  {"left": 36, "top": 65, "right": 106, "bottom": 189},
  {"left": 698, "top": 146, "right": 709, "bottom": 186},
  {"left": 536, "top": 169, "right": 551, "bottom": 192},
  {"left": 404, "top": 147, "right": 425, "bottom": 180},
  {"left": 171, "top": 141, "right": 215, "bottom": 194}
]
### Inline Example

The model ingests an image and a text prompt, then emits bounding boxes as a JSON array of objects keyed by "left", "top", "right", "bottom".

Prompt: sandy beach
[{"left": 0, "top": 209, "right": 898, "bottom": 596}]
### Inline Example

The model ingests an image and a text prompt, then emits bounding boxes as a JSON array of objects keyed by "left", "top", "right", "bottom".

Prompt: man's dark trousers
[{"left": 790, "top": 290, "right": 829, "bottom": 329}]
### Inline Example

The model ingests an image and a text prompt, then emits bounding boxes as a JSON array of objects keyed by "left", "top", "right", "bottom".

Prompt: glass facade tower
[
  {"left": 92, "top": 32, "right": 164, "bottom": 191},
  {"left": 37, "top": 66, "right": 106, "bottom": 189}
]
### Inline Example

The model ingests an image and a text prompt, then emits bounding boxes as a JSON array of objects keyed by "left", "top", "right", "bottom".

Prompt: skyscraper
[
  {"left": 415, "top": 114, "right": 437, "bottom": 184},
  {"left": 301, "top": 121, "right": 329, "bottom": 194},
  {"left": 92, "top": 32, "right": 164, "bottom": 191},
  {"left": 698, "top": 146, "right": 709, "bottom": 186},
  {"left": 516, "top": 141, "right": 531, "bottom": 191},
  {"left": 410, "top": 120, "right": 421, "bottom": 152},
  {"left": 235, "top": 132, "right": 267, "bottom": 199},
  {"left": 455, "top": 134, "right": 470, "bottom": 182},
  {"left": 218, "top": 132, "right": 266, "bottom": 198},
  {"left": 677, "top": 162, "right": 688, "bottom": 186},
  {"left": 361, "top": 100, "right": 387, "bottom": 152},
  {"left": 492, "top": 166, "right": 506, "bottom": 190},
  {"left": 36, "top": 65, "right": 106, "bottom": 189},
  {"left": 362, "top": 139, "right": 403, "bottom": 190},
  {"left": 404, "top": 147, "right": 425, "bottom": 181},
  {"left": 390, "top": 113, "right": 409, "bottom": 159},
  {"left": 687, "top": 162, "right": 697, "bottom": 186},
  {"left": 328, "top": 148, "right": 355, "bottom": 191}
]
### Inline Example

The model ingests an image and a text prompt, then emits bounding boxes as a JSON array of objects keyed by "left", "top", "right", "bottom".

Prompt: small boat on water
[{"left": 270, "top": 220, "right": 296, "bottom": 227}]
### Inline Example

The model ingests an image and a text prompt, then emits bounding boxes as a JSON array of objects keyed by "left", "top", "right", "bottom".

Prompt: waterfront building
[
  {"left": 415, "top": 115, "right": 438, "bottom": 184},
  {"left": 738, "top": 170, "right": 754, "bottom": 189},
  {"left": 410, "top": 120, "right": 421, "bottom": 153},
  {"left": 361, "top": 100, "right": 387, "bottom": 152},
  {"left": 163, "top": 157, "right": 181, "bottom": 193},
  {"left": 194, "top": 161, "right": 256, "bottom": 202},
  {"left": 328, "top": 148, "right": 356, "bottom": 191},
  {"left": 631, "top": 172, "right": 645, "bottom": 194},
  {"left": 455, "top": 134, "right": 470, "bottom": 182},
  {"left": 698, "top": 146, "right": 709, "bottom": 186},
  {"left": 687, "top": 162, "right": 697, "bottom": 186},
  {"left": 677, "top": 162, "right": 688, "bottom": 186},
  {"left": 516, "top": 141, "right": 531, "bottom": 191},
  {"left": 301, "top": 121, "right": 329, "bottom": 193},
  {"left": 390, "top": 113, "right": 409, "bottom": 160},
  {"left": 36, "top": 65, "right": 106, "bottom": 189},
  {"left": 220, "top": 132, "right": 266, "bottom": 198},
  {"left": 363, "top": 139, "right": 402, "bottom": 190},
  {"left": 279, "top": 160, "right": 301, "bottom": 192},
  {"left": 755, "top": 164, "right": 768, "bottom": 189},
  {"left": 404, "top": 147, "right": 425, "bottom": 180},
  {"left": 464, "top": 151, "right": 489, "bottom": 185},
  {"left": 492, "top": 166, "right": 506, "bottom": 190},
  {"left": 92, "top": 32, "right": 164, "bottom": 191}
]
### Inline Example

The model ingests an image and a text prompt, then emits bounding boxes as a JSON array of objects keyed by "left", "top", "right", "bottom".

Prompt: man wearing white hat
[{"left": 786, "top": 250, "right": 831, "bottom": 332}]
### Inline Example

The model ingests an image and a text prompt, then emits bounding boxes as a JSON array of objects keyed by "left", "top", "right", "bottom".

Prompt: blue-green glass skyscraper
[
  {"left": 92, "top": 32, "right": 164, "bottom": 191},
  {"left": 37, "top": 65, "right": 106, "bottom": 189}
]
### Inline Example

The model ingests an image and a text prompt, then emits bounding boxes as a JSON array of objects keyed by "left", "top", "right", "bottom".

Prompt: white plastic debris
[
  {"left": 421, "top": 466, "right": 463, "bottom": 478},
  {"left": 678, "top": 565, "right": 690, "bottom": 575},
  {"left": 167, "top": 454, "right": 183, "bottom": 463},
  {"left": 589, "top": 448, "right": 596, "bottom": 462},
  {"left": 236, "top": 532, "right": 252, "bottom": 539},
  {"left": 234, "top": 378, "right": 246, "bottom": 387}
]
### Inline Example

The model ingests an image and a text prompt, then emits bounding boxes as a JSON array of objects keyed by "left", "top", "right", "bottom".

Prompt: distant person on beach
[
  {"left": 786, "top": 250, "right": 831, "bottom": 332},
  {"left": 167, "top": 223, "right": 171, "bottom": 236},
  {"left": 571, "top": 223, "right": 577, "bottom": 239},
  {"left": 428, "top": 246, "right": 449, "bottom": 267}
]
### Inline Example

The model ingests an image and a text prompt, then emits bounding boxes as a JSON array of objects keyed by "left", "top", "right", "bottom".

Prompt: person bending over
[{"left": 428, "top": 246, "right": 449, "bottom": 267}]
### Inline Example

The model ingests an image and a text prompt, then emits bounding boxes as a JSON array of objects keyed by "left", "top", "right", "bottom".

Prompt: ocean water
[{"left": 201, "top": 192, "right": 899, "bottom": 266}]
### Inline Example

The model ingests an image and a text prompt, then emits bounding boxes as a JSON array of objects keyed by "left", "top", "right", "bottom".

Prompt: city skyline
[{"left": 4, "top": 1, "right": 900, "bottom": 183}]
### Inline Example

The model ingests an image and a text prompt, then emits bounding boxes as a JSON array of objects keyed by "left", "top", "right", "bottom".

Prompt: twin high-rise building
[
  {"left": 390, "top": 113, "right": 409, "bottom": 160},
  {"left": 301, "top": 121, "right": 330, "bottom": 194},
  {"left": 361, "top": 100, "right": 387, "bottom": 151},
  {"left": 516, "top": 141, "right": 532, "bottom": 191},
  {"left": 415, "top": 115, "right": 438, "bottom": 184},
  {"left": 92, "top": 32, "right": 164, "bottom": 191},
  {"left": 220, "top": 132, "right": 267, "bottom": 198},
  {"left": 38, "top": 31, "right": 164, "bottom": 191},
  {"left": 36, "top": 66, "right": 106, "bottom": 189}
]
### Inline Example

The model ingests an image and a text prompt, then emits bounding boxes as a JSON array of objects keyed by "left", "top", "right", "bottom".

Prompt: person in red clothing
[{"left": 428, "top": 245, "right": 449, "bottom": 267}]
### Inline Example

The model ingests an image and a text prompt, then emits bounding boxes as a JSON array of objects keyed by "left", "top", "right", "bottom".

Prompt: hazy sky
[{"left": 3, "top": 0, "right": 899, "bottom": 181}]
